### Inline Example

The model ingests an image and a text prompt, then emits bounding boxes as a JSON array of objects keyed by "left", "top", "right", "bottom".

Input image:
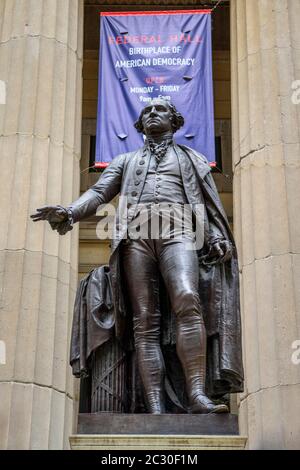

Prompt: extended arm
[
  {"left": 68, "top": 153, "right": 125, "bottom": 223},
  {"left": 31, "top": 153, "right": 125, "bottom": 234}
]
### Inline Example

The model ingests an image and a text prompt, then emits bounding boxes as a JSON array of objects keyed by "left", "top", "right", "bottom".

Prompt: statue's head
[{"left": 134, "top": 98, "right": 184, "bottom": 137}]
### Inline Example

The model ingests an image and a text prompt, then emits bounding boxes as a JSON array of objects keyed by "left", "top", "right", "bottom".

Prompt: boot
[
  {"left": 136, "top": 343, "right": 166, "bottom": 414},
  {"left": 177, "top": 315, "right": 229, "bottom": 414},
  {"left": 190, "top": 397, "right": 228, "bottom": 414},
  {"left": 144, "top": 389, "right": 166, "bottom": 414},
  {"left": 185, "top": 356, "right": 228, "bottom": 414}
]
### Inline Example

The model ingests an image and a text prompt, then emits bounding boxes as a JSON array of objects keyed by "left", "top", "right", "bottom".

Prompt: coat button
[
  {"left": 136, "top": 169, "right": 142, "bottom": 175},
  {"left": 132, "top": 191, "right": 138, "bottom": 197},
  {"left": 139, "top": 160, "right": 145, "bottom": 165},
  {"left": 135, "top": 181, "right": 140, "bottom": 186}
]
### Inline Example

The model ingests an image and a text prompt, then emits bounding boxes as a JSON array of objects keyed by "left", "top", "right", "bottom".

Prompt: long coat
[{"left": 69, "top": 143, "right": 244, "bottom": 397}]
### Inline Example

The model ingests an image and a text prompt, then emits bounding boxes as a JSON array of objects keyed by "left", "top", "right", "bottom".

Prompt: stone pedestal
[
  {"left": 231, "top": 0, "right": 300, "bottom": 449},
  {"left": 70, "top": 434, "right": 247, "bottom": 451},
  {"left": 0, "top": 0, "right": 84, "bottom": 449},
  {"left": 76, "top": 412, "right": 239, "bottom": 435},
  {"left": 70, "top": 413, "right": 246, "bottom": 450}
]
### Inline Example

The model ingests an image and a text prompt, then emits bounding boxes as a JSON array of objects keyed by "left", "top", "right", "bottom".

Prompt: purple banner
[{"left": 96, "top": 10, "right": 216, "bottom": 167}]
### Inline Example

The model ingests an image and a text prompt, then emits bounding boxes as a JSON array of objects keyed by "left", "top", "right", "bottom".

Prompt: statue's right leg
[{"left": 121, "top": 240, "right": 166, "bottom": 414}]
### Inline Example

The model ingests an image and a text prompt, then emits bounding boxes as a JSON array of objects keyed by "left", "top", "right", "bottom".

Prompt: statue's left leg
[{"left": 159, "top": 239, "right": 228, "bottom": 414}]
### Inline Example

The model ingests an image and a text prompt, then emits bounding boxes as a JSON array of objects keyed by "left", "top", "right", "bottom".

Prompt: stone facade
[{"left": 231, "top": 0, "right": 300, "bottom": 449}]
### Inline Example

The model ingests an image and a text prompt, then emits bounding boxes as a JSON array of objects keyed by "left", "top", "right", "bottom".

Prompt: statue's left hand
[{"left": 209, "top": 240, "right": 233, "bottom": 264}]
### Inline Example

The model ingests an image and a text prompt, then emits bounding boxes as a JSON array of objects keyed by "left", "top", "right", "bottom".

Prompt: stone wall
[{"left": 231, "top": 0, "right": 300, "bottom": 449}]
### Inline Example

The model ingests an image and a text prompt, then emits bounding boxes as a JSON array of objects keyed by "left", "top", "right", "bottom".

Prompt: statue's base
[
  {"left": 69, "top": 413, "right": 247, "bottom": 450},
  {"left": 70, "top": 434, "right": 246, "bottom": 450}
]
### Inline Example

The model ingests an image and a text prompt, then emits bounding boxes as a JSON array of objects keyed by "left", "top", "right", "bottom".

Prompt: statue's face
[{"left": 141, "top": 99, "right": 173, "bottom": 136}]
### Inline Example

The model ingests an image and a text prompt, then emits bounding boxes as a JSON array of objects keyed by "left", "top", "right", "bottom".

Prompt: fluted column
[
  {"left": 0, "top": 0, "right": 83, "bottom": 449},
  {"left": 231, "top": 0, "right": 300, "bottom": 449}
]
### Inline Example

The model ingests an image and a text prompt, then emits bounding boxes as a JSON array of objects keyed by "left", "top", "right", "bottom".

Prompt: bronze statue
[{"left": 31, "top": 99, "right": 243, "bottom": 414}]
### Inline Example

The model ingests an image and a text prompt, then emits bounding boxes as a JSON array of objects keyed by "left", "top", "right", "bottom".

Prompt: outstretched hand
[
  {"left": 31, "top": 205, "right": 67, "bottom": 223},
  {"left": 30, "top": 206, "right": 72, "bottom": 235}
]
